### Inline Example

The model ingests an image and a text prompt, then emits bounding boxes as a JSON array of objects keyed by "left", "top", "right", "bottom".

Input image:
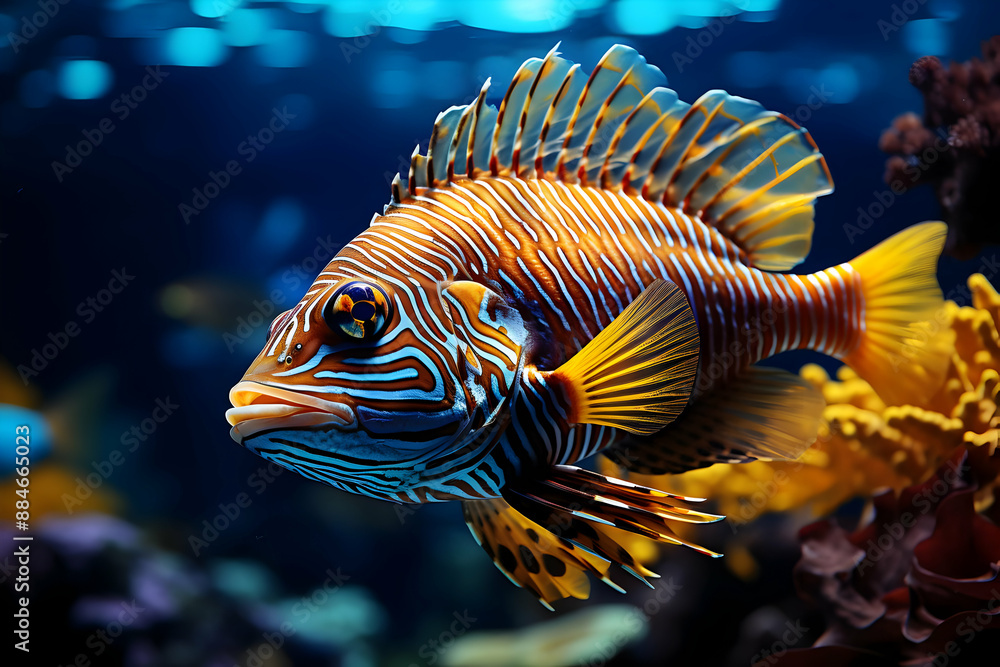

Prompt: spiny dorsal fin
[{"left": 392, "top": 44, "right": 834, "bottom": 270}]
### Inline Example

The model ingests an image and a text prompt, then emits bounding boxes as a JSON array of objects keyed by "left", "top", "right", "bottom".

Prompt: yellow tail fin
[{"left": 841, "top": 222, "right": 952, "bottom": 405}]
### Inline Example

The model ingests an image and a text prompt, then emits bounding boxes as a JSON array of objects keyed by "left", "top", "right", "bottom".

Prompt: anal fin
[{"left": 605, "top": 366, "right": 824, "bottom": 475}]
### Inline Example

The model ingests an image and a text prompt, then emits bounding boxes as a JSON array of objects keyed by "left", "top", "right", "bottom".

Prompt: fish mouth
[{"left": 226, "top": 380, "right": 356, "bottom": 443}]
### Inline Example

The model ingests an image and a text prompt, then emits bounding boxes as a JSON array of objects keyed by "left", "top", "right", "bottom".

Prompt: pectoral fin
[
  {"left": 502, "top": 465, "right": 723, "bottom": 561},
  {"left": 546, "top": 279, "right": 700, "bottom": 435}
]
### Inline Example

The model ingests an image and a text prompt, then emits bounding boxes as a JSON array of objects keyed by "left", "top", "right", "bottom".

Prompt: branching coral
[{"left": 879, "top": 37, "right": 1000, "bottom": 259}]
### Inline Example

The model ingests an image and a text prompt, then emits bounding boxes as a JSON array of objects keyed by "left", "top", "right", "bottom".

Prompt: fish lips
[{"left": 226, "top": 380, "right": 356, "bottom": 444}]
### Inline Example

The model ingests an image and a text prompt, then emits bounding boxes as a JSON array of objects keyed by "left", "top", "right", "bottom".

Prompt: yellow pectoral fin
[
  {"left": 463, "top": 465, "right": 722, "bottom": 608},
  {"left": 548, "top": 279, "right": 700, "bottom": 436}
]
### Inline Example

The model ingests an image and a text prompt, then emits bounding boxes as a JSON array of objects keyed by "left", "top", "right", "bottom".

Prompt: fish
[{"left": 226, "top": 45, "right": 951, "bottom": 606}]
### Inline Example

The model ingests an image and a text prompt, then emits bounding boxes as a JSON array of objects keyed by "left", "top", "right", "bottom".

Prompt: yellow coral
[{"left": 647, "top": 274, "right": 1000, "bottom": 527}]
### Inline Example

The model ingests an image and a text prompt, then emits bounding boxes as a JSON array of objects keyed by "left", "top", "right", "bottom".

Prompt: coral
[
  {"left": 656, "top": 274, "right": 1000, "bottom": 527},
  {"left": 442, "top": 604, "right": 648, "bottom": 667},
  {"left": 879, "top": 37, "right": 1000, "bottom": 259},
  {"left": 759, "top": 452, "right": 1000, "bottom": 667},
  {"left": 652, "top": 274, "right": 1000, "bottom": 664},
  {"left": 0, "top": 513, "right": 374, "bottom": 666}
]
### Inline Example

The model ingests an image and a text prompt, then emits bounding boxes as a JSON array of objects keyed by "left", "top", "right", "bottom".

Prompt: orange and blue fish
[{"left": 226, "top": 45, "right": 949, "bottom": 605}]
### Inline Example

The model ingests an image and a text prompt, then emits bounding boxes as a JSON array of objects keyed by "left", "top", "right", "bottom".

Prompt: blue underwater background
[{"left": 1, "top": 1, "right": 999, "bottom": 666}]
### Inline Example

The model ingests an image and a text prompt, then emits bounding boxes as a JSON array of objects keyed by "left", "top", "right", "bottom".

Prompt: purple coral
[
  {"left": 879, "top": 37, "right": 1000, "bottom": 259},
  {"left": 757, "top": 451, "right": 1000, "bottom": 667}
]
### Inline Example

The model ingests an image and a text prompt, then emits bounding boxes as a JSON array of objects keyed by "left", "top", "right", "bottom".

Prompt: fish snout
[{"left": 226, "top": 380, "right": 356, "bottom": 443}]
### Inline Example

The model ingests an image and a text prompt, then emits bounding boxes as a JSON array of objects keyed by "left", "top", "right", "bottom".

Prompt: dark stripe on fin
[{"left": 605, "top": 366, "right": 824, "bottom": 474}]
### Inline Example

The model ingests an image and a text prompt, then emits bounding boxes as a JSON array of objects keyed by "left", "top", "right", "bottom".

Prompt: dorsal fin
[{"left": 391, "top": 45, "right": 834, "bottom": 270}]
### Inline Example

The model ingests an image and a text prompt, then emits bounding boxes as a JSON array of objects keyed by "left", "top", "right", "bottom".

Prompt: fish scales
[{"left": 375, "top": 176, "right": 862, "bottom": 390}]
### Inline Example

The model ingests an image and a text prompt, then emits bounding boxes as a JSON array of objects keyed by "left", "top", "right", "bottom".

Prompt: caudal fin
[{"left": 841, "top": 222, "right": 952, "bottom": 405}]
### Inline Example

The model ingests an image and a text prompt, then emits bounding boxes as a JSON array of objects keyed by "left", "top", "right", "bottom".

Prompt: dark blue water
[{"left": 1, "top": 1, "right": 996, "bottom": 665}]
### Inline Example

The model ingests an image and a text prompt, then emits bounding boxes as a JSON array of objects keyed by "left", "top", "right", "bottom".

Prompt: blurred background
[{"left": 1, "top": 0, "right": 998, "bottom": 665}]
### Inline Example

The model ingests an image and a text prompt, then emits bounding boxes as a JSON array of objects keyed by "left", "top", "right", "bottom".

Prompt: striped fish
[{"left": 226, "top": 45, "right": 950, "bottom": 606}]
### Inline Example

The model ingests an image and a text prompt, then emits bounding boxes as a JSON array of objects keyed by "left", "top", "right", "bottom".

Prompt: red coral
[{"left": 880, "top": 37, "right": 1000, "bottom": 259}]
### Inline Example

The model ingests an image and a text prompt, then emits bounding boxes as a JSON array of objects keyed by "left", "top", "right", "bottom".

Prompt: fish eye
[{"left": 324, "top": 281, "right": 392, "bottom": 341}]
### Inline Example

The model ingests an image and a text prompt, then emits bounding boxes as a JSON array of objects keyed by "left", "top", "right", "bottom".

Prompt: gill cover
[{"left": 440, "top": 281, "right": 529, "bottom": 419}]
